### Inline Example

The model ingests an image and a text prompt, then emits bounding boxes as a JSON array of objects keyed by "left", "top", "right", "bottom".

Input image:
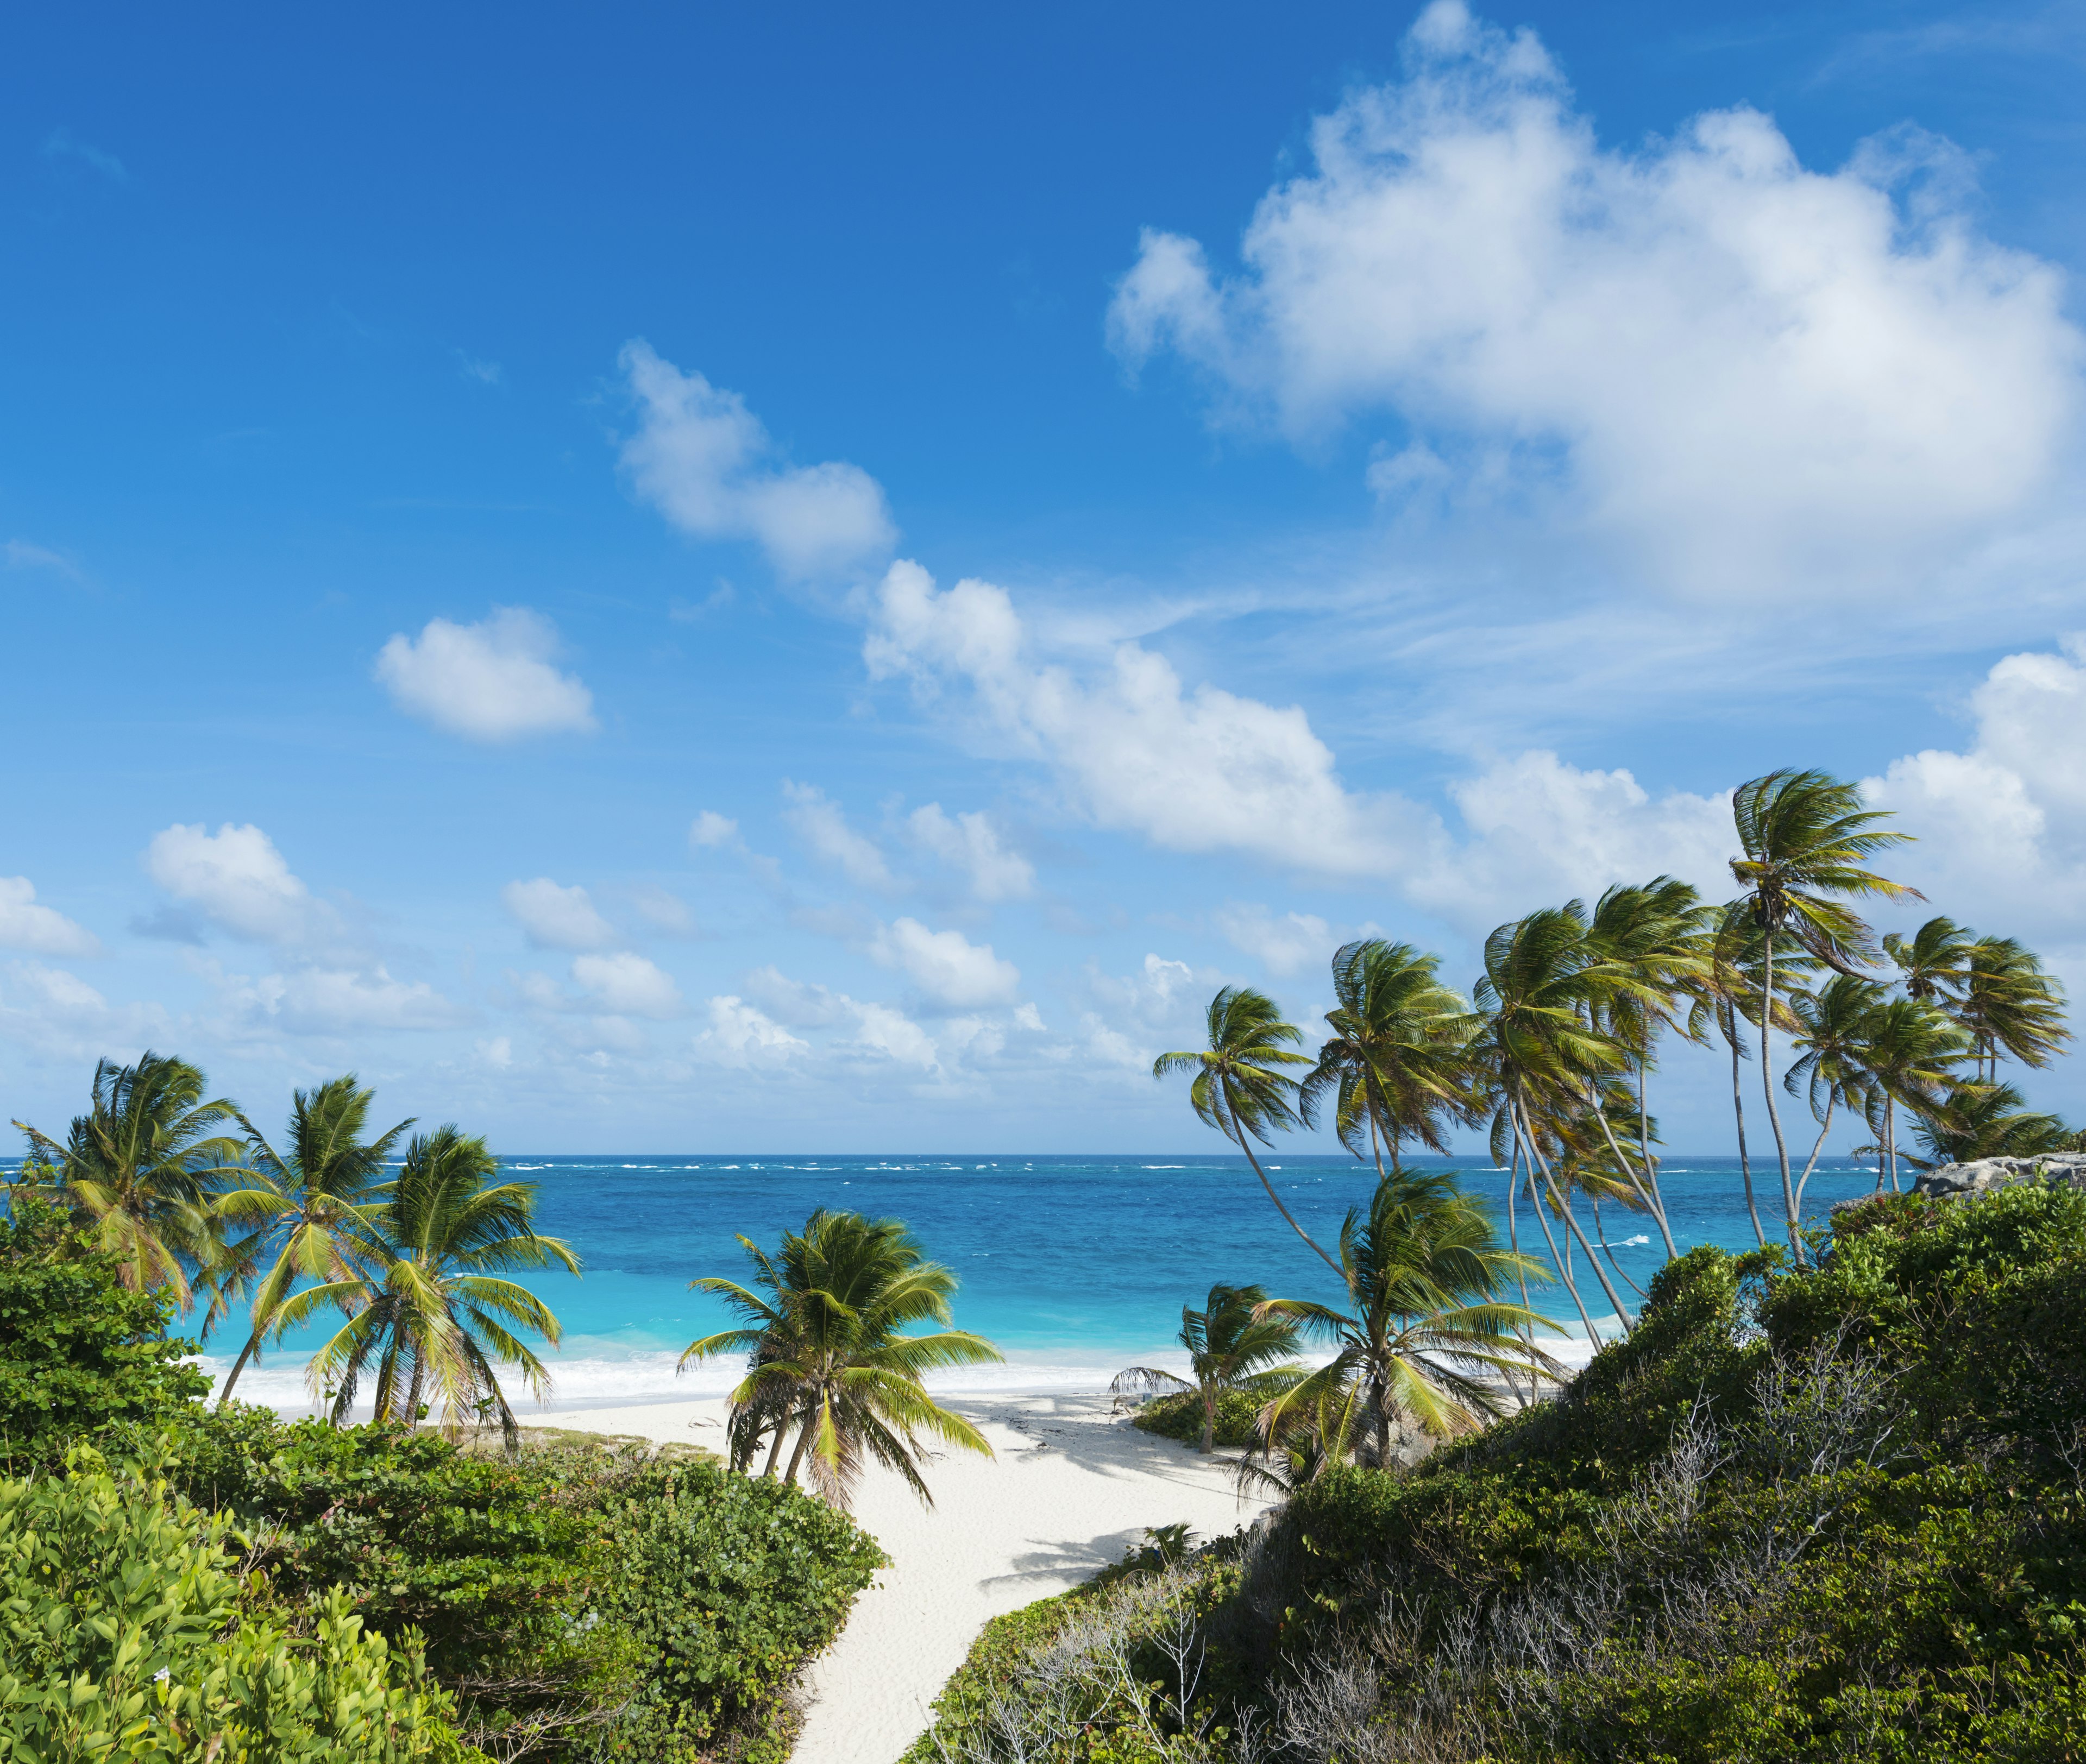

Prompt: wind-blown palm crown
[
  {"left": 1302, "top": 941, "right": 1479, "bottom": 1176},
  {"left": 211, "top": 1075, "right": 413, "bottom": 1408},
  {"left": 12, "top": 1051, "right": 244, "bottom": 1303},
  {"left": 302, "top": 1126, "right": 577, "bottom": 1444},
  {"left": 1156, "top": 987, "right": 1335, "bottom": 1272},
  {"left": 682, "top": 1209, "right": 1002, "bottom": 1508},
  {"left": 1910, "top": 1080, "right": 2071, "bottom": 1169},
  {"left": 1259, "top": 1168, "right": 1561, "bottom": 1467},
  {"left": 1111, "top": 1282, "right": 1306, "bottom": 1453},
  {"left": 1957, "top": 936, "right": 2070, "bottom": 1083},
  {"left": 1857, "top": 1000, "right": 1969, "bottom": 1192},
  {"left": 1729, "top": 768, "right": 1918, "bottom": 1259},
  {"left": 1782, "top": 976, "right": 1884, "bottom": 1213},
  {"left": 1883, "top": 916, "right": 1978, "bottom": 1005}
]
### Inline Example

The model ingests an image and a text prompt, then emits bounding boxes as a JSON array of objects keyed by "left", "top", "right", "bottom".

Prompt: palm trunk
[
  {"left": 1795, "top": 1095, "right": 1836, "bottom": 1218},
  {"left": 1591, "top": 1196, "right": 1647, "bottom": 1299},
  {"left": 1518, "top": 1089, "right": 1634, "bottom": 1335},
  {"left": 760, "top": 1415, "right": 791, "bottom": 1478},
  {"left": 782, "top": 1404, "right": 820, "bottom": 1486},
  {"left": 1509, "top": 1098, "right": 1601, "bottom": 1346},
  {"left": 1235, "top": 1131, "right": 1343, "bottom": 1277},
  {"left": 1887, "top": 1101, "right": 1900, "bottom": 1194},
  {"left": 1201, "top": 1388, "right": 1217, "bottom": 1454},
  {"left": 1635, "top": 1055, "right": 1675, "bottom": 1258},
  {"left": 217, "top": 1332, "right": 262, "bottom": 1409},
  {"left": 1725, "top": 1005, "right": 1768, "bottom": 1249},
  {"left": 406, "top": 1355, "right": 426, "bottom": 1431},
  {"left": 1588, "top": 1086, "right": 1676, "bottom": 1260},
  {"left": 1756, "top": 938, "right": 1805, "bottom": 1265},
  {"left": 1503, "top": 1138, "right": 1532, "bottom": 1407}
]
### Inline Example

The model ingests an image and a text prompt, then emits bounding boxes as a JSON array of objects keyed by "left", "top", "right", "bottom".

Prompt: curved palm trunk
[
  {"left": 1517, "top": 1090, "right": 1634, "bottom": 1335},
  {"left": 1503, "top": 1139, "right": 1531, "bottom": 1407},
  {"left": 1587, "top": 1087, "right": 1676, "bottom": 1261},
  {"left": 1756, "top": 939, "right": 1806, "bottom": 1265},
  {"left": 760, "top": 1416, "right": 791, "bottom": 1478},
  {"left": 405, "top": 1354, "right": 426, "bottom": 1431},
  {"left": 1591, "top": 1197, "right": 1647, "bottom": 1300},
  {"left": 1886, "top": 1100, "right": 1900, "bottom": 1194},
  {"left": 216, "top": 1331, "right": 262, "bottom": 1408},
  {"left": 1234, "top": 1131, "right": 1343, "bottom": 1277},
  {"left": 1725, "top": 1005, "right": 1768, "bottom": 1249},
  {"left": 1509, "top": 1099, "right": 1600, "bottom": 1346},
  {"left": 782, "top": 1400, "right": 823, "bottom": 1485},
  {"left": 1635, "top": 1056, "right": 1675, "bottom": 1259},
  {"left": 1795, "top": 1094, "right": 1836, "bottom": 1217}
]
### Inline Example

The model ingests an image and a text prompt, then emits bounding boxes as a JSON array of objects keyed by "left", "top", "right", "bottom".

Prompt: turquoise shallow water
[{"left": 185, "top": 1151, "right": 1887, "bottom": 1411}]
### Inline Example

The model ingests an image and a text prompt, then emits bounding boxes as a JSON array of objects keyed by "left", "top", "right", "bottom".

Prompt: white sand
[{"left": 551, "top": 1391, "right": 1276, "bottom": 1764}]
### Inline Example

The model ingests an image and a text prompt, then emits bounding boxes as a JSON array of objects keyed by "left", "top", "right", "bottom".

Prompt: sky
[{"left": 4, "top": 0, "right": 2086, "bottom": 1153}]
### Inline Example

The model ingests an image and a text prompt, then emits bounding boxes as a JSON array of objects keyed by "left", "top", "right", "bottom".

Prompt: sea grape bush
[{"left": 914, "top": 1183, "right": 2086, "bottom": 1763}]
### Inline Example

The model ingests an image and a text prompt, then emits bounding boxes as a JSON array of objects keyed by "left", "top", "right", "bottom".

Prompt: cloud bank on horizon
[{"left": 4, "top": 1, "right": 2085, "bottom": 1150}]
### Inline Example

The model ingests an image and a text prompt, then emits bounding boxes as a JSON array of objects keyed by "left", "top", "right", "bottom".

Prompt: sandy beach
[{"left": 552, "top": 1390, "right": 1277, "bottom": 1764}]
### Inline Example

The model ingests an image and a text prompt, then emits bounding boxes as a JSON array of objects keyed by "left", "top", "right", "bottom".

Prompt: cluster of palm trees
[
  {"left": 1158, "top": 769, "right": 2071, "bottom": 1347},
  {"left": 681, "top": 1209, "right": 1004, "bottom": 1508},
  {"left": 9, "top": 1053, "right": 576, "bottom": 1442},
  {"left": 1115, "top": 1166, "right": 1561, "bottom": 1491}
]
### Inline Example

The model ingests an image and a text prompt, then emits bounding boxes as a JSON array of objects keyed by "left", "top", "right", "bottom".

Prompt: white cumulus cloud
[
  {"left": 570, "top": 951, "right": 684, "bottom": 1018},
  {"left": 1213, "top": 904, "right": 1338, "bottom": 977},
  {"left": 782, "top": 782, "right": 900, "bottom": 890},
  {"left": 0, "top": 878, "right": 99, "bottom": 957},
  {"left": 375, "top": 608, "right": 596, "bottom": 741},
  {"left": 907, "top": 804, "right": 1034, "bottom": 901},
  {"left": 619, "top": 341, "right": 897, "bottom": 579},
  {"left": 145, "top": 823, "right": 330, "bottom": 946},
  {"left": 692, "top": 996, "right": 807, "bottom": 1069},
  {"left": 1109, "top": 0, "right": 2083, "bottom": 599},
  {"left": 869, "top": 916, "right": 1021, "bottom": 1008},
  {"left": 502, "top": 879, "right": 617, "bottom": 950}
]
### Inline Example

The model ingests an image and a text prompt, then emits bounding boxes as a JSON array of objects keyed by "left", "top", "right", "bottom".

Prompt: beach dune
[{"left": 552, "top": 1391, "right": 1277, "bottom": 1764}]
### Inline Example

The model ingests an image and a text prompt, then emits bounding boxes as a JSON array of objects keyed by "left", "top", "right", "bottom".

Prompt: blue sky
[{"left": 5, "top": 0, "right": 2086, "bottom": 1152}]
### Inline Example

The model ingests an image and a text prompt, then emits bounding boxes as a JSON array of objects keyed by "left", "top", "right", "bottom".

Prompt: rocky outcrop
[{"left": 1913, "top": 1153, "right": 2086, "bottom": 1199}]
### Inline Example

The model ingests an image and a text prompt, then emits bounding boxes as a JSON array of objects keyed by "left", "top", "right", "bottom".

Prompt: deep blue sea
[{"left": 186, "top": 1152, "right": 1888, "bottom": 1412}]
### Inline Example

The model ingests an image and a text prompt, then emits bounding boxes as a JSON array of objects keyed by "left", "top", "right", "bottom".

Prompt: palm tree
[
  {"left": 1156, "top": 987, "right": 1337, "bottom": 1275},
  {"left": 1582, "top": 878, "right": 1706, "bottom": 1259},
  {"left": 1857, "top": 1000, "right": 1969, "bottom": 1192},
  {"left": 1259, "top": 1168, "right": 1560, "bottom": 1467},
  {"left": 1782, "top": 976, "right": 1884, "bottom": 1216},
  {"left": 682, "top": 1210, "right": 1003, "bottom": 1508},
  {"left": 1956, "top": 936, "right": 2070, "bottom": 1085},
  {"left": 301, "top": 1127, "right": 578, "bottom": 1444},
  {"left": 1728, "top": 769, "right": 1919, "bottom": 1261},
  {"left": 11, "top": 1053, "right": 245, "bottom": 1304},
  {"left": 1883, "top": 916, "right": 1978, "bottom": 1006},
  {"left": 1235, "top": 1374, "right": 1364, "bottom": 1498},
  {"left": 1300, "top": 941, "right": 1480, "bottom": 1177},
  {"left": 210, "top": 1076, "right": 413, "bottom": 1408},
  {"left": 1470, "top": 905, "right": 1643, "bottom": 1341},
  {"left": 1909, "top": 1080, "right": 2071, "bottom": 1168},
  {"left": 1111, "top": 1282, "right": 1308, "bottom": 1453}
]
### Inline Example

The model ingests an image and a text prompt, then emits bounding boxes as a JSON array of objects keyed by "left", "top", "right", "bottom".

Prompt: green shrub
[
  {"left": 0, "top": 1448, "right": 463, "bottom": 1762},
  {"left": 0, "top": 1195, "right": 209, "bottom": 1465},
  {"left": 1129, "top": 1390, "right": 1262, "bottom": 1451}
]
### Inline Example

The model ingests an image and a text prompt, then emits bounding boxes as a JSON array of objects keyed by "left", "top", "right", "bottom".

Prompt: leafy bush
[
  {"left": 0, "top": 1447, "right": 463, "bottom": 1762},
  {"left": 1130, "top": 1390, "right": 1262, "bottom": 1452},
  {"left": 918, "top": 1185, "right": 2086, "bottom": 1763},
  {"left": 0, "top": 1195, "right": 208, "bottom": 1465}
]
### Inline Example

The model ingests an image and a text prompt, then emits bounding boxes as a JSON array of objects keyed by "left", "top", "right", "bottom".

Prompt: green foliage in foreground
[
  {"left": 1129, "top": 1390, "right": 1262, "bottom": 1452},
  {"left": 0, "top": 1196, "right": 209, "bottom": 1465},
  {"left": 0, "top": 1450, "right": 461, "bottom": 1763},
  {"left": 916, "top": 1183, "right": 2086, "bottom": 1763}
]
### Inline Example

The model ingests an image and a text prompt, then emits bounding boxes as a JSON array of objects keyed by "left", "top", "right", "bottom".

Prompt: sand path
[{"left": 552, "top": 1392, "right": 1274, "bottom": 1764}]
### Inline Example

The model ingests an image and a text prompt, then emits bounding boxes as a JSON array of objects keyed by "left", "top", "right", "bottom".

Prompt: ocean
[{"left": 188, "top": 1152, "right": 1890, "bottom": 1414}]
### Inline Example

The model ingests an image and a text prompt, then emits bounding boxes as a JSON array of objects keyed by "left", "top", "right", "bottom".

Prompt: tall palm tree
[
  {"left": 1156, "top": 987, "right": 1337, "bottom": 1275},
  {"left": 1782, "top": 976, "right": 1883, "bottom": 1217},
  {"left": 1470, "top": 905, "right": 1643, "bottom": 1341},
  {"left": 1909, "top": 1080, "right": 2071, "bottom": 1169},
  {"left": 1883, "top": 916, "right": 1978, "bottom": 1006},
  {"left": 300, "top": 1127, "right": 577, "bottom": 1444},
  {"left": 1857, "top": 1000, "right": 1969, "bottom": 1193},
  {"left": 1684, "top": 904, "right": 1789, "bottom": 1251},
  {"left": 11, "top": 1053, "right": 245, "bottom": 1304},
  {"left": 1259, "top": 1167, "right": 1560, "bottom": 1468},
  {"left": 1582, "top": 878, "right": 1706, "bottom": 1259},
  {"left": 1300, "top": 942, "right": 1479, "bottom": 1178},
  {"left": 1956, "top": 936, "right": 2070, "bottom": 1085},
  {"left": 210, "top": 1076, "right": 413, "bottom": 1408},
  {"left": 1112, "top": 1282, "right": 1307, "bottom": 1453},
  {"left": 1728, "top": 769, "right": 1919, "bottom": 1261},
  {"left": 682, "top": 1210, "right": 1003, "bottom": 1508}
]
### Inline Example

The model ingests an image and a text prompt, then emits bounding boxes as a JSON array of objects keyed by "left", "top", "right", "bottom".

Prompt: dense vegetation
[
  {"left": 918, "top": 1181, "right": 2086, "bottom": 1762},
  {"left": 0, "top": 1198, "right": 883, "bottom": 1763}
]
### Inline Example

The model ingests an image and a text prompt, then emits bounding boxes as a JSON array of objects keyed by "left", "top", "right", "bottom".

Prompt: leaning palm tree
[
  {"left": 1111, "top": 1282, "right": 1308, "bottom": 1453},
  {"left": 1782, "top": 976, "right": 1884, "bottom": 1217},
  {"left": 210, "top": 1075, "right": 413, "bottom": 1408},
  {"left": 1883, "top": 916, "right": 1978, "bottom": 1006},
  {"left": 1728, "top": 770, "right": 1920, "bottom": 1261},
  {"left": 1156, "top": 987, "right": 1336, "bottom": 1274},
  {"left": 1908, "top": 1080, "right": 2071, "bottom": 1169},
  {"left": 1259, "top": 1167, "right": 1562, "bottom": 1469},
  {"left": 300, "top": 1127, "right": 578, "bottom": 1444},
  {"left": 1857, "top": 1000, "right": 1969, "bottom": 1193},
  {"left": 682, "top": 1209, "right": 1003, "bottom": 1508},
  {"left": 1955, "top": 936, "right": 2070, "bottom": 1085},
  {"left": 1302, "top": 941, "right": 1480, "bottom": 1178},
  {"left": 12, "top": 1053, "right": 245, "bottom": 1303}
]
